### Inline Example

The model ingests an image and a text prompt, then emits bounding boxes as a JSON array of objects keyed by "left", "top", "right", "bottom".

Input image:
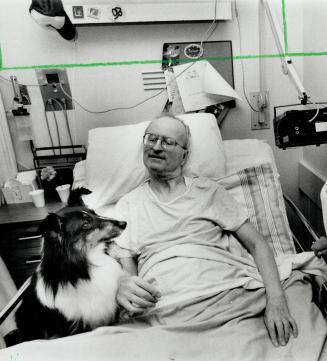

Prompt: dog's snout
[{"left": 117, "top": 221, "right": 127, "bottom": 230}]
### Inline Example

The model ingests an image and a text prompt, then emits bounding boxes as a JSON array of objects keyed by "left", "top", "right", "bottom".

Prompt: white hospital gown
[{"left": 115, "top": 176, "right": 248, "bottom": 264}]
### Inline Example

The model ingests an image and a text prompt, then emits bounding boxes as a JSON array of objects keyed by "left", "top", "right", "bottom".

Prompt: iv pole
[{"left": 261, "top": 0, "right": 308, "bottom": 105}]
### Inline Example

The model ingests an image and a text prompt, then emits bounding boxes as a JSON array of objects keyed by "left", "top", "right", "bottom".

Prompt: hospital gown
[{"left": 115, "top": 176, "right": 262, "bottom": 324}]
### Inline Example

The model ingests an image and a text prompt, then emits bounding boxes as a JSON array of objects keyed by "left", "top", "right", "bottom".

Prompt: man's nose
[{"left": 152, "top": 138, "right": 164, "bottom": 150}]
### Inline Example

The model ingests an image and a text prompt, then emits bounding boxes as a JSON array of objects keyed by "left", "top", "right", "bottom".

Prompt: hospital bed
[{"left": 0, "top": 113, "right": 327, "bottom": 360}]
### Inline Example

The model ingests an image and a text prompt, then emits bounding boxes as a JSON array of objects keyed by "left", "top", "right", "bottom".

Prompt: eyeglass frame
[{"left": 143, "top": 133, "right": 188, "bottom": 150}]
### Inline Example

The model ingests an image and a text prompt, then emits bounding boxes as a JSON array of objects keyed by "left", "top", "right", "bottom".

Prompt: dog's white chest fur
[{"left": 36, "top": 245, "right": 123, "bottom": 328}]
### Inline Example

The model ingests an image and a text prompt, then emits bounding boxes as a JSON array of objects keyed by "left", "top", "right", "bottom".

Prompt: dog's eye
[{"left": 82, "top": 216, "right": 92, "bottom": 230}]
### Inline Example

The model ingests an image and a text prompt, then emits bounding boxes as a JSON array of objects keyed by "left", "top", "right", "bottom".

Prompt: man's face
[{"left": 143, "top": 117, "right": 188, "bottom": 176}]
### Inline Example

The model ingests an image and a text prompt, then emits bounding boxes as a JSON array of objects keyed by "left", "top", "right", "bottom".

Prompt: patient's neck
[{"left": 149, "top": 173, "right": 186, "bottom": 202}]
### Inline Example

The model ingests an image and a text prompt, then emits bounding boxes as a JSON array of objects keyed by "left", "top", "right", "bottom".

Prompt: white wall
[
  {"left": 302, "top": 0, "right": 327, "bottom": 180},
  {"left": 0, "top": 0, "right": 305, "bottom": 202}
]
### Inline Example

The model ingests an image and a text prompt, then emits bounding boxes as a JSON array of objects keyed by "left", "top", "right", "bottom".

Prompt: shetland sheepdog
[{"left": 15, "top": 188, "right": 127, "bottom": 341}]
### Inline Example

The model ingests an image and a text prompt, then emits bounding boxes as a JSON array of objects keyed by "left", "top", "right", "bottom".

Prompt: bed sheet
[{"left": 1, "top": 248, "right": 327, "bottom": 361}]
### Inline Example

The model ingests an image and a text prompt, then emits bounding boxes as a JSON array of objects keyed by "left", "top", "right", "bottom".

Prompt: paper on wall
[{"left": 173, "top": 60, "right": 242, "bottom": 112}]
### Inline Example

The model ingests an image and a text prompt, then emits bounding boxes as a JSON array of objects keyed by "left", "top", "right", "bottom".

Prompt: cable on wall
[
  {"left": 233, "top": 0, "right": 260, "bottom": 113},
  {"left": 51, "top": 98, "right": 75, "bottom": 150},
  {"left": 44, "top": 102, "right": 56, "bottom": 155},
  {"left": 48, "top": 99, "right": 62, "bottom": 154}
]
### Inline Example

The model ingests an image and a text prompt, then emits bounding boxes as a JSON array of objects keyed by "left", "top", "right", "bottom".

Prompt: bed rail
[
  {"left": 283, "top": 193, "right": 327, "bottom": 316},
  {"left": 0, "top": 277, "right": 31, "bottom": 326},
  {"left": 283, "top": 193, "right": 320, "bottom": 243}
]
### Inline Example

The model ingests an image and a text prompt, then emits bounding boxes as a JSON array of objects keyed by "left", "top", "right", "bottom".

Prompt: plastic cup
[
  {"left": 29, "top": 189, "right": 45, "bottom": 208},
  {"left": 56, "top": 184, "right": 71, "bottom": 203}
]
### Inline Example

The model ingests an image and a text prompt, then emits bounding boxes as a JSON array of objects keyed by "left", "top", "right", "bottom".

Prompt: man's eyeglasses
[{"left": 143, "top": 133, "right": 187, "bottom": 150}]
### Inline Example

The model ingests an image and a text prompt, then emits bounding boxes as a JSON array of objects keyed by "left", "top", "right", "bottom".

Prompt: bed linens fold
[{"left": 138, "top": 243, "right": 327, "bottom": 321}]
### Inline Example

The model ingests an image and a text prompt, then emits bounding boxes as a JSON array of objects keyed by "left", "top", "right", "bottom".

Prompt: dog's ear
[
  {"left": 39, "top": 213, "right": 64, "bottom": 240},
  {"left": 67, "top": 187, "right": 92, "bottom": 207}
]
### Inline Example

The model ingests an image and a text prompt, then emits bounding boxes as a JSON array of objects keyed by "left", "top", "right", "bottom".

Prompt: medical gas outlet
[{"left": 36, "top": 69, "right": 74, "bottom": 111}]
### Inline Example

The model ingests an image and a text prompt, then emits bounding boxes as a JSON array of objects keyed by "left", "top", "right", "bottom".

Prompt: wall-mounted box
[
  {"left": 35, "top": 69, "right": 74, "bottom": 112},
  {"left": 63, "top": 0, "right": 232, "bottom": 25}
]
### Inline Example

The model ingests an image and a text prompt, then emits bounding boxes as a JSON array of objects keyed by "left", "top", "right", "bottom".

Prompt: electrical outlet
[{"left": 250, "top": 91, "right": 270, "bottom": 130}]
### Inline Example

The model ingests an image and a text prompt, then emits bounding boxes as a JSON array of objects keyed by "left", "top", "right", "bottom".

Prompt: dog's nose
[{"left": 117, "top": 221, "right": 127, "bottom": 230}]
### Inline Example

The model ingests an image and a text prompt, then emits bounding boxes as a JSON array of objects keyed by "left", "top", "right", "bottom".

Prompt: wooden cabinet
[{"left": 0, "top": 202, "right": 62, "bottom": 287}]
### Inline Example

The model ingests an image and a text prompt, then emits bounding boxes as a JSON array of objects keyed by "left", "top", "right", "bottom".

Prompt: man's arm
[
  {"left": 235, "top": 221, "right": 298, "bottom": 347},
  {"left": 117, "top": 257, "right": 161, "bottom": 314}
]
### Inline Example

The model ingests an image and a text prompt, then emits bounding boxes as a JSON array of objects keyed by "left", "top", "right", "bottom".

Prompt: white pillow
[
  {"left": 84, "top": 113, "right": 225, "bottom": 208},
  {"left": 223, "top": 139, "right": 278, "bottom": 176}
]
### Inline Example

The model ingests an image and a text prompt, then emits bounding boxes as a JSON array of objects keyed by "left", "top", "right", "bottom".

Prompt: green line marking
[
  {"left": 281, "top": 0, "right": 288, "bottom": 54},
  {"left": 0, "top": 0, "right": 327, "bottom": 71},
  {"left": 0, "top": 0, "right": 326, "bottom": 71},
  {"left": 288, "top": 51, "right": 327, "bottom": 57},
  {"left": 2, "top": 52, "right": 327, "bottom": 71}
]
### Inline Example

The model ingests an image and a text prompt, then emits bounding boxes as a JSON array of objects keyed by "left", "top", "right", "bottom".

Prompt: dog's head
[
  {"left": 40, "top": 187, "right": 127, "bottom": 253},
  {"left": 39, "top": 188, "right": 126, "bottom": 287}
]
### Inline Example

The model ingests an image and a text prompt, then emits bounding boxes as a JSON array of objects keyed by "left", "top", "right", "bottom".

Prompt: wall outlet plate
[
  {"left": 250, "top": 91, "right": 270, "bottom": 130},
  {"left": 35, "top": 69, "right": 74, "bottom": 112}
]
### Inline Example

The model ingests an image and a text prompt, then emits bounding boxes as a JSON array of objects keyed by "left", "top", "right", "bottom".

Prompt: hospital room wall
[
  {"left": 302, "top": 0, "right": 327, "bottom": 180},
  {"left": 0, "top": 0, "right": 303, "bottom": 202},
  {"left": 297, "top": 0, "right": 327, "bottom": 235}
]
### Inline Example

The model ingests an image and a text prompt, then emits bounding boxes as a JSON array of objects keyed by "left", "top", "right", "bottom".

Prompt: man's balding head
[{"left": 143, "top": 115, "right": 190, "bottom": 178}]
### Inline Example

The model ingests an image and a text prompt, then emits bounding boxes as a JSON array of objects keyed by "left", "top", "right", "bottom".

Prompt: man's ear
[{"left": 181, "top": 149, "right": 189, "bottom": 166}]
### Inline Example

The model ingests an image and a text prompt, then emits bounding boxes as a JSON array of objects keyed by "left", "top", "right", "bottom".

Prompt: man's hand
[
  {"left": 264, "top": 294, "right": 298, "bottom": 347},
  {"left": 116, "top": 273, "right": 161, "bottom": 314},
  {"left": 311, "top": 236, "right": 327, "bottom": 258}
]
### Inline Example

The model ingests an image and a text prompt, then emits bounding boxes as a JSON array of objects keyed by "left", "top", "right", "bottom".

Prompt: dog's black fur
[{"left": 15, "top": 187, "right": 126, "bottom": 342}]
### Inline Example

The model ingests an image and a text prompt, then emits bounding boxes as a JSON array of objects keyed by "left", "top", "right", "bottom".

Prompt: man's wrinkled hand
[
  {"left": 264, "top": 294, "right": 298, "bottom": 347},
  {"left": 311, "top": 236, "right": 327, "bottom": 258},
  {"left": 116, "top": 273, "right": 161, "bottom": 314}
]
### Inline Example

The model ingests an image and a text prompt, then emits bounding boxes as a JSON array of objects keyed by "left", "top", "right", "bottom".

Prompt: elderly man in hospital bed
[
  {"left": 1, "top": 114, "right": 327, "bottom": 361},
  {"left": 115, "top": 115, "right": 297, "bottom": 347}
]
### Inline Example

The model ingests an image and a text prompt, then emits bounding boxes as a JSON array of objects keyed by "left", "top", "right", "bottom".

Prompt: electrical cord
[
  {"left": 305, "top": 99, "right": 324, "bottom": 123},
  {"left": 233, "top": 0, "right": 260, "bottom": 113},
  {"left": 51, "top": 98, "right": 75, "bottom": 151},
  {"left": 58, "top": 61, "right": 197, "bottom": 114},
  {"left": 44, "top": 101, "right": 56, "bottom": 155},
  {"left": 184, "top": 0, "right": 218, "bottom": 61},
  {"left": 48, "top": 99, "right": 62, "bottom": 154},
  {"left": 200, "top": 0, "right": 218, "bottom": 49}
]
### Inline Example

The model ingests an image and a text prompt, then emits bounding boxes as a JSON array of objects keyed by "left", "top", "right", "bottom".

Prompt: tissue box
[
  {"left": 1, "top": 184, "right": 33, "bottom": 204},
  {"left": 1, "top": 171, "right": 38, "bottom": 204}
]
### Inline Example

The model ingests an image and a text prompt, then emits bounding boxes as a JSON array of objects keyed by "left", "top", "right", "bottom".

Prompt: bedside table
[{"left": 0, "top": 202, "right": 63, "bottom": 287}]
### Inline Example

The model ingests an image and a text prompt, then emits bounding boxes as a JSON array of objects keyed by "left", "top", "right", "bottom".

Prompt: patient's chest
[
  {"left": 117, "top": 178, "right": 247, "bottom": 256},
  {"left": 129, "top": 186, "right": 226, "bottom": 254}
]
